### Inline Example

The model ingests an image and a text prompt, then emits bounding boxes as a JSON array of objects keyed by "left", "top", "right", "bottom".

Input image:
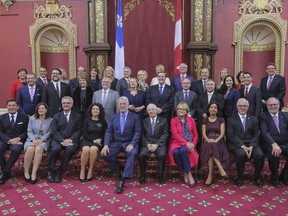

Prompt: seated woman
[
  {"left": 168, "top": 102, "right": 198, "bottom": 187},
  {"left": 79, "top": 103, "right": 107, "bottom": 182},
  {"left": 122, "top": 77, "right": 146, "bottom": 119},
  {"left": 24, "top": 102, "right": 53, "bottom": 184},
  {"left": 201, "top": 102, "right": 230, "bottom": 186}
]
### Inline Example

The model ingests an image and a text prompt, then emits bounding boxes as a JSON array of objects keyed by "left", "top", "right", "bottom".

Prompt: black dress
[{"left": 81, "top": 118, "right": 107, "bottom": 150}]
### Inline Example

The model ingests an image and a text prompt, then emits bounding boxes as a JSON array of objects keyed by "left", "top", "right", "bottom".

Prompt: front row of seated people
[{"left": 0, "top": 96, "right": 288, "bottom": 194}]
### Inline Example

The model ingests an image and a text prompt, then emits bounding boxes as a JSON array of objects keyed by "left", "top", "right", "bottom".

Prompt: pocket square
[{"left": 17, "top": 122, "right": 24, "bottom": 125}]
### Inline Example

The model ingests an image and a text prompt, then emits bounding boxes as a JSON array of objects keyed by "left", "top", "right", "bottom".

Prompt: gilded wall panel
[
  {"left": 95, "top": 0, "right": 104, "bottom": 43},
  {"left": 206, "top": 0, "right": 212, "bottom": 42},
  {"left": 194, "top": 0, "right": 203, "bottom": 41},
  {"left": 194, "top": 54, "right": 203, "bottom": 79}
]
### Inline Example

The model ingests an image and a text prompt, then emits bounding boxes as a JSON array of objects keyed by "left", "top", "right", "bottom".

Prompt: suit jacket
[
  {"left": 223, "top": 87, "right": 240, "bottom": 118},
  {"left": 168, "top": 116, "right": 199, "bottom": 167},
  {"left": 72, "top": 86, "right": 93, "bottom": 113},
  {"left": 41, "top": 82, "right": 71, "bottom": 117},
  {"left": 51, "top": 111, "right": 82, "bottom": 144},
  {"left": 36, "top": 77, "right": 50, "bottom": 88},
  {"left": 192, "top": 79, "right": 206, "bottom": 96},
  {"left": 174, "top": 90, "right": 197, "bottom": 117},
  {"left": 92, "top": 89, "right": 119, "bottom": 123},
  {"left": 141, "top": 116, "right": 169, "bottom": 147},
  {"left": 26, "top": 116, "right": 53, "bottom": 143},
  {"left": 115, "top": 77, "right": 129, "bottom": 96},
  {"left": 260, "top": 111, "right": 288, "bottom": 147},
  {"left": 260, "top": 74, "right": 286, "bottom": 107},
  {"left": 196, "top": 91, "right": 224, "bottom": 118},
  {"left": 69, "top": 78, "right": 79, "bottom": 95},
  {"left": 172, "top": 75, "right": 194, "bottom": 92},
  {"left": 17, "top": 84, "right": 42, "bottom": 116},
  {"left": 146, "top": 84, "right": 175, "bottom": 120},
  {"left": 104, "top": 111, "right": 141, "bottom": 150},
  {"left": 240, "top": 85, "right": 262, "bottom": 117},
  {"left": 227, "top": 114, "right": 259, "bottom": 151},
  {"left": 0, "top": 112, "right": 29, "bottom": 144}
]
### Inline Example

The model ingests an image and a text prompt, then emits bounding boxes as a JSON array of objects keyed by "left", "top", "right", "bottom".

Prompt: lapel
[
  {"left": 236, "top": 115, "right": 245, "bottom": 132},
  {"left": 278, "top": 113, "right": 283, "bottom": 133},
  {"left": 50, "top": 82, "right": 59, "bottom": 98}
]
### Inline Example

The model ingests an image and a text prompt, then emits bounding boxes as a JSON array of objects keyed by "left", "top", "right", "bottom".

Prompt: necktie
[
  {"left": 56, "top": 83, "right": 60, "bottom": 97},
  {"left": 241, "top": 116, "right": 246, "bottom": 131},
  {"left": 245, "top": 87, "right": 249, "bottom": 98},
  {"left": 151, "top": 118, "right": 155, "bottom": 135},
  {"left": 120, "top": 114, "right": 126, "bottom": 134},
  {"left": 159, "top": 85, "right": 163, "bottom": 95},
  {"left": 203, "top": 80, "right": 207, "bottom": 92},
  {"left": 267, "top": 76, "right": 273, "bottom": 90},
  {"left": 181, "top": 75, "right": 185, "bottom": 81},
  {"left": 43, "top": 78, "right": 47, "bottom": 84},
  {"left": 30, "top": 87, "right": 34, "bottom": 101},
  {"left": 184, "top": 91, "right": 189, "bottom": 101},
  {"left": 273, "top": 115, "right": 280, "bottom": 132},
  {"left": 208, "top": 93, "right": 212, "bottom": 104},
  {"left": 102, "top": 91, "right": 107, "bottom": 104},
  {"left": 65, "top": 113, "right": 69, "bottom": 123},
  {"left": 10, "top": 115, "right": 15, "bottom": 128}
]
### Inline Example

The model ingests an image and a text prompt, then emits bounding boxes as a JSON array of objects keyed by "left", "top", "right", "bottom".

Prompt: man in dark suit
[
  {"left": 239, "top": 72, "right": 262, "bottom": 118},
  {"left": 101, "top": 96, "right": 141, "bottom": 194},
  {"left": 42, "top": 68, "right": 70, "bottom": 117},
  {"left": 0, "top": 99, "right": 29, "bottom": 184},
  {"left": 17, "top": 73, "right": 42, "bottom": 116},
  {"left": 227, "top": 98, "right": 264, "bottom": 188},
  {"left": 138, "top": 103, "right": 169, "bottom": 184},
  {"left": 69, "top": 66, "right": 86, "bottom": 95},
  {"left": 115, "top": 66, "right": 131, "bottom": 96},
  {"left": 172, "top": 63, "right": 194, "bottom": 91},
  {"left": 46, "top": 96, "right": 82, "bottom": 183},
  {"left": 192, "top": 67, "right": 210, "bottom": 96},
  {"left": 36, "top": 67, "right": 50, "bottom": 87},
  {"left": 260, "top": 97, "right": 288, "bottom": 188},
  {"left": 260, "top": 62, "right": 286, "bottom": 110},
  {"left": 146, "top": 72, "right": 174, "bottom": 122}
]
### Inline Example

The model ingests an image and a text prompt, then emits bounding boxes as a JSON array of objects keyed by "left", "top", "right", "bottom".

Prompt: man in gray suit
[
  {"left": 174, "top": 78, "right": 197, "bottom": 117},
  {"left": 138, "top": 103, "right": 169, "bottom": 185},
  {"left": 92, "top": 77, "right": 119, "bottom": 123},
  {"left": 115, "top": 66, "right": 131, "bottom": 96}
]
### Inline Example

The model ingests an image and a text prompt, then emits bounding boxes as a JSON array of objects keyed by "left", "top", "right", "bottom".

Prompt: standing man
[
  {"left": 227, "top": 98, "right": 264, "bottom": 188},
  {"left": 146, "top": 72, "right": 174, "bottom": 122},
  {"left": 17, "top": 73, "right": 42, "bottom": 116},
  {"left": 174, "top": 78, "right": 197, "bottom": 117},
  {"left": 260, "top": 97, "right": 288, "bottom": 188},
  {"left": 92, "top": 77, "right": 119, "bottom": 123},
  {"left": 0, "top": 99, "right": 29, "bottom": 184},
  {"left": 36, "top": 67, "right": 50, "bottom": 87},
  {"left": 260, "top": 63, "right": 286, "bottom": 110},
  {"left": 46, "top": 96, "right": 82, "bottom": 183},
  {"left": 138, "top": 103, "right": 169, "bottom": 184},
  {"left": 172, "top": 63, "right": 194, "bottom": 91},
  {"left": 115, "top": 66, "right": 131, "bottom": 96},
  {"left": 101, "top": 97, "right": 141, "bottom": 194},
  {"left": 42, "top": 68, "right": 70, "bottom": 117},
  {"left": 239, "top": 72, "right": 262, "bottom": 118},
  {"left": 69, "top": 66, "right": 87, "bottom": 95},
  {"left": 192, "top": 68, "right": 210, "bottom": 96}
]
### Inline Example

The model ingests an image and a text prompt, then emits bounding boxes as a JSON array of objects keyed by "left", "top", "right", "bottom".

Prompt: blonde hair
[
  {"left": 155, "top": 64, "right": 164, "bottom": 73},
  {"left": 128, "top": 77, "right": 141, "bottom": 91},
  {"left": 137, "top": 70, "right": 148, "bottom": 80},
  {"left": 104, "top": 66, "right": 115, "bottom": 80},
  {"left": 176, "top": 102, "right": 190, "bottom": 115}
]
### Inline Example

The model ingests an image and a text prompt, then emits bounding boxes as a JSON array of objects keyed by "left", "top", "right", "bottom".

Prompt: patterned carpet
[{"left": 0, "top": 164, "right": 288, "bottom": 216}]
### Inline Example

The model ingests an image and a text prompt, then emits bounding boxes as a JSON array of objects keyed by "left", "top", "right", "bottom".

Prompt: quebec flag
[{"left": 115, "top": 0, "right": 125, "bottom": 79}]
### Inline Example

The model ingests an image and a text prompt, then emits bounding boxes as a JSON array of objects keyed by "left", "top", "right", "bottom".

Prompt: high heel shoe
[
  {"left": 86, "top": 177, "right": 92, "bottom": 182},
  {"left": 24, "top": 177, "right": 31, "bottom": 183},
  {"left": 30, "top": 178, "right": 38, "bottom": 185},
  {"left": 189, "top": 181, "right": 197, "bottom": 188},
  {"left": 79, "top": 178, "right": 86, "bottom": 183},
  {"left": 203, "top": 179, "right": 213, "bottom": 187}
]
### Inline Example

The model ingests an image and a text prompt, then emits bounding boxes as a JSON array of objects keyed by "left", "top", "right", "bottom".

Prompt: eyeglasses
[
  {"left": 267, "top": 104, "right": 279, "bottom": 107},
  {"left": 237, "top": 105, "right": 248, "bottom": 108}
]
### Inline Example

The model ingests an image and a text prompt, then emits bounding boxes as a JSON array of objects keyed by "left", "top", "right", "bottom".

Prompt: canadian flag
[{"left": 174, "top": 0, "right": 182, "bottom": 76}]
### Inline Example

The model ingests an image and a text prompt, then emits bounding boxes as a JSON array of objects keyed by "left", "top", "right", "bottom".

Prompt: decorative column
[
  {"left": 187, "top": 0, "right": 217, "bottom": 79},
  {"left": 83, "top": 0, "right": 111, "bottom": 77}
]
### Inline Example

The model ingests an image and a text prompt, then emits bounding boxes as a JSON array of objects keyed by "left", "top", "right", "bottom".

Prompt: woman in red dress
[
  {"left": 10, "top": 68, "right": 27, "bottom": 99},
  {"left": 168, "top": 102, "right": 198, "bottom": 187}
]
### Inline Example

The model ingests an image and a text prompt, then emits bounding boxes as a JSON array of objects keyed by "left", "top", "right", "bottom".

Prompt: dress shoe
[
  {"left": 24, "top": 177, "right": 31, "bottom": 183},
  {"left": 158, "top": 177, "right": 165, "bottom": 185},
  {"left": 0, "top": 172, "right": 10, "bottom": 184},
  {"left": 117, "top": 166, "right": 124, "bottom": 180},
  {"left": 46, "top": 171, "right": 54, "bottom": 183},
  {"left": 279, "top": 175, "right": 288, "bottom": 186},
  {"left": 79, "top": 178, "right": 86, "bottom": 183},
  {"left": 255, "top": 179, "right": 264, "bottom": 188},
  {"left": 271, "top": 180, "right": 282, "bottom": 188},
  {"left": 189, "top": 182, "right": 197, "bottom": 188},
  {"left": 86, "top": 177, "right": 92, "bottom": 182},
  {"left": 116, "top": 180, "right": 125, "bottom": 194},
  {"left": 203, "top": 179, "right": 213, "bottom": 187},
  {"left": 139, "top": 176, "right": 146, "bottom": 184},
  {"left": 30, "top": 178, "right": 38, "bottom": 185},
  {"left": 234, "top": 178, "right": 243, "bottom": 187},
  {"left": 54, "top": 170, "right": 62, "bottom": 183}
]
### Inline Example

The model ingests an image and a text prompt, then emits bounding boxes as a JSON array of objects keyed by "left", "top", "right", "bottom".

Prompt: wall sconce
[{"left": 0, "top": 0, "right": 14, "bottom": 11}]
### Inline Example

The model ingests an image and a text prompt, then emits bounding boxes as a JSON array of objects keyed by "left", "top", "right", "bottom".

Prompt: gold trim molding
[
  {"left": 0, "top": 0, "right": 14, "bottom": 10},
  {"left": 239, "top": 0, "right": 282, "bottom": 15},
  {"left": 233, "top": 13, "right": 287, "bottom": 76}
]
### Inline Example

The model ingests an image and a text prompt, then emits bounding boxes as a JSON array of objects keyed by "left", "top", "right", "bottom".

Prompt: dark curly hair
[{"left": 86, "top": 103, "right": 106, "bottom": 123}]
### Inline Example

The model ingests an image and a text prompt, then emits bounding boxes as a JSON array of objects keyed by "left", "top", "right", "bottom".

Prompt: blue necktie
[
  {"left": 120, "top": 114, "right": 126, "bottom": 134},
  {"left": 11, "top": 115, "right": 15, "bottom": 128},
  {"left": 159, "top": 85, "right": 163, "bottom": 95}
]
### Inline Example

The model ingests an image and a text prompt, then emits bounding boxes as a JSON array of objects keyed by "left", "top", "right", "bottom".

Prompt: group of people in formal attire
[{"left": 0, "top": 62, "right": 287, "bottom": 194}]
